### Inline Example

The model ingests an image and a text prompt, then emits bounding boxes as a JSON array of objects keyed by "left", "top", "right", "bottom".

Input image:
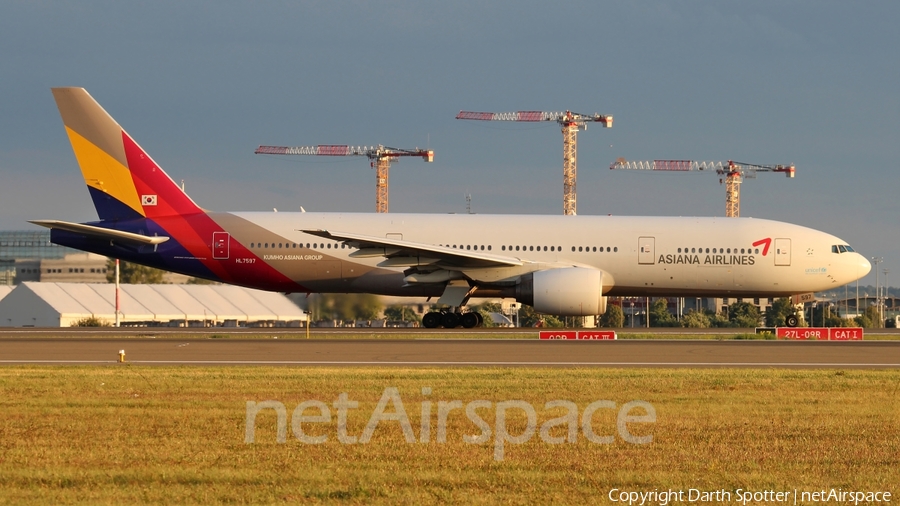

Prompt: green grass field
[{"left": 1, "top": 366, "right": 898, "bottom": 504}]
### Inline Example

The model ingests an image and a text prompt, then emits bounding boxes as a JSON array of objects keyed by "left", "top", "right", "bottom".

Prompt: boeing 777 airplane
[{"left": 33, "top": 88, "right": 871, "bottom": 328}]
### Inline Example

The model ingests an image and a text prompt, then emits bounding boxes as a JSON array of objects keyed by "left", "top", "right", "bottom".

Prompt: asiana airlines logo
[{"left": 657, "top": 237, "right": 771, "bottom": 266}]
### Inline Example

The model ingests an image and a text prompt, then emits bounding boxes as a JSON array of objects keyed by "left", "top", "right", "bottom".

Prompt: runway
[{"left": 2, "top": 336, "right": 899, "bottom": 368}]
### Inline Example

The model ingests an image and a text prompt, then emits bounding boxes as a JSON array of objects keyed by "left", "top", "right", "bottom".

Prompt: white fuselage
[{"left": 222, "top": 212, "right": 871, "bottom": 298}]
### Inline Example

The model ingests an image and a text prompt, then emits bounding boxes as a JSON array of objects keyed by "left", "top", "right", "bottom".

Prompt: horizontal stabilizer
[{"left": 29, "top": 220, "right": 170, "bottom": 246}]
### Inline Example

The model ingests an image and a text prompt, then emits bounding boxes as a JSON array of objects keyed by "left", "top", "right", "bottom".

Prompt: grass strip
[{"left": 1, "top": 366, "right": 898, "bottom": 504}]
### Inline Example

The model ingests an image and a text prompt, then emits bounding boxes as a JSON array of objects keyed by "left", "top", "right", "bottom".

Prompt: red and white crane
[
  {"left": 255, "top": 145, "right": 433, "bottom": 213},
  {"left": 609, "top": 159, "right": 796, "bottom": 217},
  {"left": 456, "top": 110, "right": 613, "bottom": 216}
]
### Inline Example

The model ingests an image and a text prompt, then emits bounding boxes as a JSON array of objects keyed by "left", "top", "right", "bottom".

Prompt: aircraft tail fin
[{"left": 51, "top": 87, "right": 203, "bottom": 222}]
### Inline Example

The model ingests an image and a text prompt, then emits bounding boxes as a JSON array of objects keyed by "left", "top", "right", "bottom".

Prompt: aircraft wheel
[
  {"left": 785, "top": 314, "right": 799, "bottom": 327},
  {"left": 422, "top": 312, "right": 442, "bottom": 329},
  {"left": 441, "top": 312, "right": 461, "bottom": 328},
  {"left": 460, "top": 312, "right": 479, "bottom": 329},
  {"left": 473, "top": 312, "right": 484, "bottom": 327}
]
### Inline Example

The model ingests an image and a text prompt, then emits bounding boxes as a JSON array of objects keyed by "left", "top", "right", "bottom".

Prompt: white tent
[{"left": 0, "top": 282, "right": 307, "bottom": 327}]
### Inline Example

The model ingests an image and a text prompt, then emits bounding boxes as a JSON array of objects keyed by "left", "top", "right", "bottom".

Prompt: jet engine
[{"left": 516, "top": 267, "right": 607, "bottom": 316}]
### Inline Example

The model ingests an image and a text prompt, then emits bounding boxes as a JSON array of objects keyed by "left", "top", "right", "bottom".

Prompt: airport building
[
  {"left": 1, "top": 230, "right": 192, "bottom": 285},
  {"left": 0, "top": 230, "right": 109, "bottom": 284},
  {"left": 0, "top": 282, "right": 307, "bottom": 328}
]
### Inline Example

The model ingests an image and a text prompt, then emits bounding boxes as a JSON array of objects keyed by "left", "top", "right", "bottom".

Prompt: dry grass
[{"left": 1, "top": 367, "right": 898, "bottom": 504}]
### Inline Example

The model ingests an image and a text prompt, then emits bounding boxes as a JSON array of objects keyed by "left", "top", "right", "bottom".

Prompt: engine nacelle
[{"left": 516, "top": 267, "right": 607, "bottom": 316}]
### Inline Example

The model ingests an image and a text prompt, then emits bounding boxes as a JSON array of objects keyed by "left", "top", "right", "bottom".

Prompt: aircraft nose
[{"left": 857, "top": 254, "right": 872, "bottom": 277}]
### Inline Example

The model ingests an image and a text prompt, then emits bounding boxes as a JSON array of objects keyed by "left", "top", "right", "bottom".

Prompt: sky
[{"left": 1, "top": 1, "right": 897, "bottom": 290}]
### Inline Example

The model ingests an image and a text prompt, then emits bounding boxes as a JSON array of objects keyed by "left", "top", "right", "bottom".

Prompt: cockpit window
[
  {"left": 845, "top": 245, "right": 855, "bottom": 252},
  {"left": 832, "top": 244, "right": 855, "bottom": 254},
  {"left": 838, "top": 245, "right": 847, "bottom": 253}
]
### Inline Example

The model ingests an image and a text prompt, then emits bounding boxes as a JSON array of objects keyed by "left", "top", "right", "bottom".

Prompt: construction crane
[
  {"left": 608, "top": 159, "right": 796, "bottom": 217},
  {"left": 255, "top": 145, "right": 433, "bottom": 213},
  {"left": 456, "top": 110, "right": 613, "bottom": 216}
]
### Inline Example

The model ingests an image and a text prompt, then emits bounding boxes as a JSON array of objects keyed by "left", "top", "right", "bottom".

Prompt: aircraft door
[
  {"left": 638, "top": 237, "right": 655, "bottom": 265},
  {"left": 774, "top": 238, "right": 791, "bottom": 266},
  {"left": 213, "top": 232, "right": 230, "bottom": 259}
]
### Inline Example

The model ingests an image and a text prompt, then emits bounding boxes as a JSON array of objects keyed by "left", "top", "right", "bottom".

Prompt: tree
[
  {"left": 728, "top": 301, "right": 761, "bottom": 328},
  {"left": 519, "top": 305, "right": 565, "bottom": 328},
  {"left": 681, "top": 309, "right": 711, "bottom": 328},
  {"left": 649, "top": 299, "right": 677, "bottom": 327},
  {"left": 72, "top": 316, "right": 111, "bottom": 327},
  {"left": 765, "top": 298, "right": 794, "bottom": 327},
  {"left": 383, "top": 305, "right": 422, "bottom": 324},
  {"left": 470, "top": 302, "right": 503, "bottom": 328},
  {"left": 310, "top": 293, "right": 382, "bottom": 322},
  {"left": 599, "top": 304, "right": 624, "bottom": 328},
  {"left": 855, "top": 306, "right": 881, "bottom": 328},
  {"left": 186, "top": 276, "right": 217, "bottom": 285},
  {"left": 808, "top": 303, "right": 847, "bottom": 327},
  {"left": 707, "top": 311, "right": 732, "bottom": 328},
  {"left": 105, "top": 259, "right": 165, "bottom": 284}
]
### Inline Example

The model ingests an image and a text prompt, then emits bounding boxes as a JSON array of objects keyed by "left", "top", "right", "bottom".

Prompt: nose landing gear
[{"left": 785, "top": 313, "right": 800, "bottom": 327}]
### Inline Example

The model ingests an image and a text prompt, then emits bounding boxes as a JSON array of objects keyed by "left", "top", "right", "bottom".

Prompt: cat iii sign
[{"left": 539, "top": 330, "right": 617, "bottom": 340}]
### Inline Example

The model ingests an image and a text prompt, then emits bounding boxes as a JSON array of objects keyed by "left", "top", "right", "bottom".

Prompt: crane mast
[
  {"left": 255, "top": 145, "right": 434, "bottom": 213},
  {"left": 608, "top": 159, "right": 795, "bottom": 217},
  {"left": 456, "top": 110, "right": 613, "bottom": 216}
]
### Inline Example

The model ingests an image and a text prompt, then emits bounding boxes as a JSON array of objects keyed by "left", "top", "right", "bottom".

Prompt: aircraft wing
[
  {"left": 301, "top": 229, "right": 524, "bottom": 269},
  {"left": 29, "top": 220, "right": 170, "bottom": 246}
]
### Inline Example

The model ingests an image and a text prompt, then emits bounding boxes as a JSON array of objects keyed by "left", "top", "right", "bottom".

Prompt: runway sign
[
  {"left": 539, "top": 330, "right": 617, "bottom": 340},
  {"left": 776, "top": 327, "right": 863, "bottom": 340}
]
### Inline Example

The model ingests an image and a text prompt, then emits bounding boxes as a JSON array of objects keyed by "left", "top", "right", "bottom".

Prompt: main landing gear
[{"left": 422, "top": 310, "right": 483, "bottom": 329}]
